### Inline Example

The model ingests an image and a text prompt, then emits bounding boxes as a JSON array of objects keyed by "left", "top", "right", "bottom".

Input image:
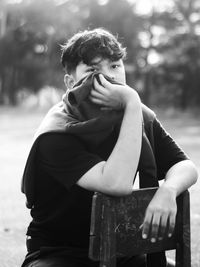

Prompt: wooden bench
[{"left": 89, "top": 187, "right": 191, "bottom": 267}]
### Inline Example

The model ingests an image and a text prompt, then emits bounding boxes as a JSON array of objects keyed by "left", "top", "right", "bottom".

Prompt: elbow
[
  {"left": 189, "top": 160, "right": 198, "bottom": 183},
  {"left": 185, "top": 160, "right": 198, "bottom": 185},
  {"left": 108, "top": 187, "right": 133, "bottom": 196},
  {"left": 101, "top": 176, "right": 133, "bottom": 196},
  {"left": 192, "top": 164, "right": 199, "bottom": 185}
]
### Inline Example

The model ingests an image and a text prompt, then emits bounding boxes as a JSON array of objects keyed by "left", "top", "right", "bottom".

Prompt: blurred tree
[
  {"left": 0, "top": 0, "right": 62, "bottom": 104},
  {"left": 0, "top": 0, "right": 142, "bottom": 104},
  {"left": 143, "top": 0, "right": 200, "bottom": 108},
  {"left": 0, "top": 0, "right": 199, "bottom": 109}
]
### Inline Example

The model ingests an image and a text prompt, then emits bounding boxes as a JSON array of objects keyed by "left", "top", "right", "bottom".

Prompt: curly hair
[{"left": 61, "top": 28, "right": 127, "bottom": 74}]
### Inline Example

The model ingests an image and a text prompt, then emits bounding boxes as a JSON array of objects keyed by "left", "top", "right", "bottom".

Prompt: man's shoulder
[
  {"left": 141, "top": 103, "right": 156, "bottom": 124},
  {"left": 37, "top": 132, "right": 83, "bottom": 153}
]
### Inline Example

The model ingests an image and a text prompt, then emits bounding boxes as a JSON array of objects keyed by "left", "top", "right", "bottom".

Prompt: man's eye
[
  {"left": 111, "top": 64, "right": 120, "bottom": 69},
  {"left": 86, "top": 68, "right": 96, "bottom": 72}
]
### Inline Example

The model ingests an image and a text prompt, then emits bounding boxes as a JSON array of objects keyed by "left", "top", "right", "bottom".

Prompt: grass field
[{"left": 0, "top": 106, "right": 200, "bottom": 267}]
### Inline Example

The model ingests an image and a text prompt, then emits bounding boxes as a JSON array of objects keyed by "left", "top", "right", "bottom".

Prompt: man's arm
[
  {"left": 142, "top": 159, "right": 198, "bottom": 243},
  {"left": 162, "top": 159, "right": 198, "bottom": 196},
  {"left": 77, "top": 75, "right": 143, "bottom": 196}
]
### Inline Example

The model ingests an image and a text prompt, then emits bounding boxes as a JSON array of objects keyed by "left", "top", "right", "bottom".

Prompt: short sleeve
[
  {"left": 153, "top": 118, "right": 189, "bottom": 180},
  {"left": 36, "top": 133, "right": 103, "bottom": 189}
]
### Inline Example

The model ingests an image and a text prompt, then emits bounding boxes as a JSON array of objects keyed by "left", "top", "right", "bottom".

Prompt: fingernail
[
  {"left": 139, "top": 223, "right": 143, "bottom": 230},
  {"left": 168, "top": 233, "right": 172, "bottom": 238},
  {"left": 142, "top": 234, "right": 147, "bottom": 239},
  {"left": 158, "top": 237, "right": 163, "bottom": 241},
  {"left": 151, "top": 238, "right": 156, "bottom": 243}
]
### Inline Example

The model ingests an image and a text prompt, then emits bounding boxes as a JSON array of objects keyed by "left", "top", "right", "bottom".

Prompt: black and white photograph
[{"left": 0, "top": 0, "right": 199, "bottom": 266}]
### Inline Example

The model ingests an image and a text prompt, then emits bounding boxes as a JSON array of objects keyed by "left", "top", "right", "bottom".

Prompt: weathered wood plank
[{"left": 89, "top": 188, "right": 191, "bottom": 267}]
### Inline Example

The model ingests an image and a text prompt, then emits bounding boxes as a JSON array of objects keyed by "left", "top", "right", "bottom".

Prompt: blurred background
[
  {"left": 0, "top": 0, "right": 200, "bottom": 108},
  {"left": 0, "top": 0, "right": 200, "bottom": 266}
]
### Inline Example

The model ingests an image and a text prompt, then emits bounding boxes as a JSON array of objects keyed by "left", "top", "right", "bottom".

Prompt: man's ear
[{"left": 64, "top": 74, "right": 75, "bottom": 89}]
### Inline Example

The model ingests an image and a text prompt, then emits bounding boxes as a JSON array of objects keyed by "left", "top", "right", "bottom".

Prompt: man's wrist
[
  {"left": 124, "top": 89, "right": 141, "bottom": 109},
  {"left": 160, "top": 183, "right": 178, "bottom": 198}
]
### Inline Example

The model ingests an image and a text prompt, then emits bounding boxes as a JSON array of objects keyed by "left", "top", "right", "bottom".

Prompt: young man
[{"left": 21, "top": 28, "right": 198, "bottom": 267}]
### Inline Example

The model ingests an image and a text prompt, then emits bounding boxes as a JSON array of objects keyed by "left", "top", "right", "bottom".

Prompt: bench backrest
[{"left": 89, "top": 188, "right": 191, "bottom": 267}]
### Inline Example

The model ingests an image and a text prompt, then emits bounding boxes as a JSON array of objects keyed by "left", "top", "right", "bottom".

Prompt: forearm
[
  {"left": 79, "top": 77, "right": 143, "bottom": 195},
  {"left": 102, "top": 93, "right": 142, "bottom": 194},
  {"left": 142, "top": 159, "right": 198, "bottom": 241},
  {"left": 160, "top": 159, "right": 198, "bottom": 197}
]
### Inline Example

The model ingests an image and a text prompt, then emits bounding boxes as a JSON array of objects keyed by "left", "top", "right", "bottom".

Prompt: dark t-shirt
[{"left": 27, "top": 117, "right": 188, "bottom": 252}]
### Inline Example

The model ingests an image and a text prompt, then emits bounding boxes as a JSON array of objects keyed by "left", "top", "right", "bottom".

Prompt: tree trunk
[
  {"left": 142, "top": 67, "right": 151, "bottom": 106},
  {"left": 7, "top": 67, "right": 17, "bottom": 105}
]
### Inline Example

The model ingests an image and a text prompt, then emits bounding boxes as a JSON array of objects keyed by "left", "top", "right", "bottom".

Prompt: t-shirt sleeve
[
  {"left": 36, "top": 133, "right": 103, "bottom": 189},
  {"left": 153, "top": 117, "right": 189, "bottom": 180}
]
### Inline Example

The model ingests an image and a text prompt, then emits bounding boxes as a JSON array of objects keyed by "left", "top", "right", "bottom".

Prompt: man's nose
[{"left": 101, "top": 69, "right": 114, "bottom": 80}]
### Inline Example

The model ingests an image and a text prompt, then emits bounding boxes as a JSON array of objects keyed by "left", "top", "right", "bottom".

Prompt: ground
[{"left": 0, "top": 106, "right": 200, "bottom": 267}]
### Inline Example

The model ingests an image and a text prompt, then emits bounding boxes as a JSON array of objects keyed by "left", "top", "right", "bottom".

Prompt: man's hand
[
  {"left": 142, "top": 186, "right": 177, "bottom": 242},
  {"left": 89, "top": 74, "right": 138, "bottom": 110}
]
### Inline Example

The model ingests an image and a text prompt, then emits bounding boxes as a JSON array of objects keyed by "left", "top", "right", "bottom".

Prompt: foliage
[
  {"left": 0, "top": 0, "right": 200, "bottom": 108},
  {"left": 148, "top": 0, "right": 200, "bottom": 108}
]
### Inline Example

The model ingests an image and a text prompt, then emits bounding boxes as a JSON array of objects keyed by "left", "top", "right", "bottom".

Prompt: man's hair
[{"left": 61, "top": 28, "right": 127, "bottom": 74}]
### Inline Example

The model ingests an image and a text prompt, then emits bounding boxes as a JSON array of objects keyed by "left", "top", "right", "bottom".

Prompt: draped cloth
[{"left": 21, "top": 72, "right": 165, "bottom": 267}]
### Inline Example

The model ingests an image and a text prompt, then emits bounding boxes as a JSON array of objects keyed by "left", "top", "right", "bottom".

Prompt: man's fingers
[
  {"left": 158, "top": 214, "right": 168, "bottom": 240},
  {"left": 90, "top": 88, "right": 107, "bottom": 101},
  {"left": 149, "top": 213, "right": 160, "bottom": 242},
  {"left": 167, "top": 213, "right": 176, "bottom": 238},
  {"left": 98, "top": 74, "right": 112, "bottom": 87},
  {"left": 142, "top": 212, "right": 153, "bottom": 240},
  {"left": 89, "top": 96, "right": 105, "bottom": 106},
  {"left": 93, "top": 78, "right": 108, "bottom": 95},
  {"left": 142, "top": 212, "right": 176, "bottom": 242}
]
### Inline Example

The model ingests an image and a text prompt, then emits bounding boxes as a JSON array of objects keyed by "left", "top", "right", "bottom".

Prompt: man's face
[{"left": 72, "top": 57, "right": 126, "bottom": 85}]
